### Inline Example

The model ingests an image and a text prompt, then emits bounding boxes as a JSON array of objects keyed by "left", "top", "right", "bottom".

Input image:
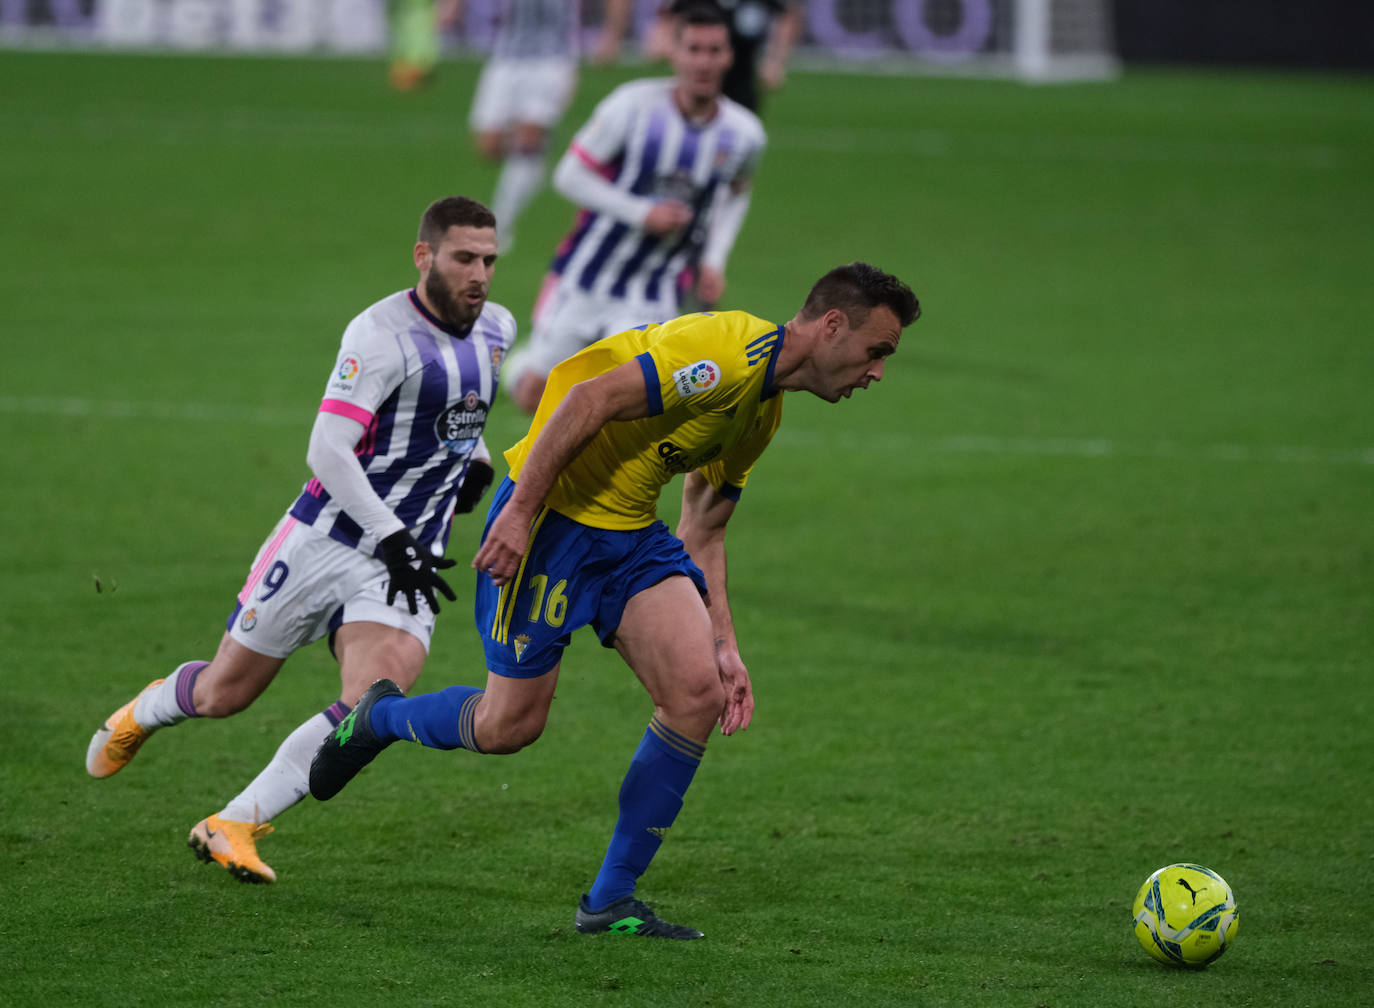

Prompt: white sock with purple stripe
[
  {"left": 219, "top": 701, "right": 350, "bottom": 824},
  {"left": 132, "top": 660, "right": 208, "bottom": 728}
]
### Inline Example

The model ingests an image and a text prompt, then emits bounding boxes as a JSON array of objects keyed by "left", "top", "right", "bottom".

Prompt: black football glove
[
  {"left": 454, "top": 458, "right": 495, "bottom": 515},
  {"left": 380, "top": 530, "right": 457, "bottom": 615}
]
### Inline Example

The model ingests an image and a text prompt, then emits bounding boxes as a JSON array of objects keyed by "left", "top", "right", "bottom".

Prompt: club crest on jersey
[
  {"left": 673, "top": 359, "right": 720, "bottom": 398},
  {"left": 330, "top": 355, "right": 361, "bottom": 393},
  {"left": 435, "top": 393, "right": 489, "bottom": 456},
  {"left": 240, "top": 607, "right": 258, "bottom": 631},
  {"left": 490, "top": 346, "right": 504, "bottom": 371},
  {"left": 513, "top": 634, "right": 531, "bottom": 661},
  {"left": 654, "top": 169, "right": 698, "bottom": 205}
]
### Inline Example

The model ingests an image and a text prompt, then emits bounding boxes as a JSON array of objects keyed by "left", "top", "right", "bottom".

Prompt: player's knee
[
  {"left": 664, "top": 675, "right": 726, "bottom": 737},
  {"left": 512, "top": 123, "right": 547, "bottom": 157},
  {"left": 475, "top": 131, "right": 505, "bottom": 162}
]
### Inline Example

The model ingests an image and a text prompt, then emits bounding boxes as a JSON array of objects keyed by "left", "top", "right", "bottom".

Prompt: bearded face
[{"left": 419, "top": 225, "right": 498, "bottom": 330}]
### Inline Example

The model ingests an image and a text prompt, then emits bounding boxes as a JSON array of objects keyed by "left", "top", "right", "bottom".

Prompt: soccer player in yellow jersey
[{"left": 311, "top": 262, "right": 921, "bottom": 938}]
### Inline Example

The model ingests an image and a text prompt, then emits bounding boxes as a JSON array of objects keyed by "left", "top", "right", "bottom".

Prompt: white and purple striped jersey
[
  {"left": 490, "top": 0, "right": 580, "bottom": 59},
  {"left": 550, "top": 78, "right": 766, "bottom": 307},
  {"left": 289, "top": 289, "right": 516, "bottom": 556}
]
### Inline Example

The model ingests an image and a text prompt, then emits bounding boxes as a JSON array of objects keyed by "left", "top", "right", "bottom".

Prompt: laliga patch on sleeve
[
  {"left": 329, "top": 353, "right": 362, "bottom": 394},
  {"left": 672, "top": 360, "right": 721, "bottom": 399}
]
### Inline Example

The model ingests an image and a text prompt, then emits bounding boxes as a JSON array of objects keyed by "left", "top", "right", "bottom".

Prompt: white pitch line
[
  {"left": 927, "top": 434, "right": 1374, "bottom": 467},
  {"left": 4, "top": 396, "right": 1371, "bottom": 467},
  {"left": 774, "top": 126, "right": 1341, "bottom": 170},
  {"left": 0, "top": 395, "right": 306, "bottom": 427}
]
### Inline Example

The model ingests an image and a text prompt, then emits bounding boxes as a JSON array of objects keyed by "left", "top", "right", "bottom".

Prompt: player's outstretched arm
[
  {"left": 473, "top": 360, "right": 652, "bottom": 585},
  {"left": 553, "top": 146, "right": 690, "bottom": 235},
  {"left": 308, "top": 411, "right": 457, "bottom": 615},
  {"left": 761, "top": 3, "right": 804, "bottom": 90},
  {"left": 678, "top": 471, "right": 754, "bottom": 735},
  {"left": 306, "top": 411, "right": 407, "bottom": 542}
]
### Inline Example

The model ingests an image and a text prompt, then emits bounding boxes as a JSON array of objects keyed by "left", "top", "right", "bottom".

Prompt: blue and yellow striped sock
[
  {"left": 585, "top": 717, "right": 705, "bottom": 911},
  {"left": 370, "top": 686, "right": 485, "bottom": 752}
]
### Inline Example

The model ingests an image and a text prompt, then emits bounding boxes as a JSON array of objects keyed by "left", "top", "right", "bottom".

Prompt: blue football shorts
[{"left": 475, "top": 477, "right": 707, "bottom": 678}]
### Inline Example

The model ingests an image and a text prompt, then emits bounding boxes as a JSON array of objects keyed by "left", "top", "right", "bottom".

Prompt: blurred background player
[
  {"left": 504, "top": 0, "right": 766, "bottom": 413},
  {"left": 649, "top": 0, "right": 802, "bottom": 113},
  {"left": 310, "top": 262, "right": 921, "bottom": 938},
  {"left": 85, "top": 197, "right": 515, "bottom": 885},
  {"left": 440, "top": 0, "right": 634, "bottom": 252},
  {"left": 389, "top": 0, "right": 444, "bottom": 90}
]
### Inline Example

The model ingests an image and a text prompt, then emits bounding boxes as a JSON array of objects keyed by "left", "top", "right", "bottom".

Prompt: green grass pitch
[{"left": 2, "top": 50, "right": 1372, "bottom": 1006}]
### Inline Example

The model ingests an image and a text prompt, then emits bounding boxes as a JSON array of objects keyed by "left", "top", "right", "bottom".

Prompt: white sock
[
  {"left": 491, "top": 153, "right": 545, "bottom": 248},
  {"left": 132, "top": 660, "right": 207, "bottom": 728},
  {"left": 219, "top": 711, "right": 334, "bottom": 824}
]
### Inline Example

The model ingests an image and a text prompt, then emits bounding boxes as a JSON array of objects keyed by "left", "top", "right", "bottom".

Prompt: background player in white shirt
[
  {"left": 85, "top": 197, "right": 516, "bottom": 885},
  {"left": 442, "top": 0, "right": 633, "bottom": 252},
  {"left": 504, "top": 0, "right": 766, "bottom": 413}
]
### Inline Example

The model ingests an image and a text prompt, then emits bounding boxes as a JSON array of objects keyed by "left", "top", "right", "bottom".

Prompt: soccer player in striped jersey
[
  {"left": 440, "top": 0, "right": 633, "bottom": 252},
  {"left": 504, "top": 0, "right": 767, "bottom": 413},
  {"left": 85, "top": 197, "right": 516, "bottom": 885},
  {"left": 311, "top": 262, "right": 920, "bottom": 937}
]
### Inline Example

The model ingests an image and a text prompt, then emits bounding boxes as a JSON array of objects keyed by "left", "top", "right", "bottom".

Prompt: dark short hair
[
  {"left": 418, "top": 196, "right": 496, "bottom": 246},
  {"left": 800, "top": 262, "right": 920, "bottom": 328},
  {"left": 669, "top": 0, "right": 729, "bottom": 31}
]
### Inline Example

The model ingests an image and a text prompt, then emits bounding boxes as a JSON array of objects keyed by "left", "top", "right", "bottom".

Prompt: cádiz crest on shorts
[{"left": 436, "top": 391, "right": 489, "bottom": 456}]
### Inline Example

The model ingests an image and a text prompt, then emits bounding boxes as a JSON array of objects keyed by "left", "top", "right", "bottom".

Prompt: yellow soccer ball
[{"left": 1133, "top": 863, "right": 1239, "bottom": 968}]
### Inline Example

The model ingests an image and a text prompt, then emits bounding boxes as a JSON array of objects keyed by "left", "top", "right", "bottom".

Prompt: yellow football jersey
[{"left": 505, "top": 311, "right": 786, "bottom": 529}]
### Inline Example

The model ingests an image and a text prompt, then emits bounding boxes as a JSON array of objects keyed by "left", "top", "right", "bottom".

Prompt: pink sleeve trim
[
  {"left": 570, "top": 141, "right": 610, "bottom": 175},
  {"left": 319, "top": 398, "right": 374, "bottom": 427}
]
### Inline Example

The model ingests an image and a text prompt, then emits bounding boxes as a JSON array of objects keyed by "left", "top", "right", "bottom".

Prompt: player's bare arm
[
  {"left": 678, "top": 470, "right": 754, "bottom": 735},
  {"left": 590, "top": 0, "right": 633, "bottom": 65},
  {"left": 761, "top": 3, "right": 804, "bottom": 90},
  {"left": 473, "top": 359, "right": 652, "bottom": 584}
]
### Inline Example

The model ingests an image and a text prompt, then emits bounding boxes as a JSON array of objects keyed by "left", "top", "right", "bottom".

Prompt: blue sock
[
  {"left": 370, "top": 686, "right": 485, "bottom": 751},
  {"left": 585, "top": 717, "right": 704, "bottom": 910}
]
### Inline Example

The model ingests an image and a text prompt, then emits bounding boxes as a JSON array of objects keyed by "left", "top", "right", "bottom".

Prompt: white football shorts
[
  {"left": 469, "top": 56, "right": 577, "bottom": 133},
  {"left": 503, "top": 283, "right": 678, "bottom": 392},
  {"left": 226, "top": 516, "right": 438, "bottom": 659}
]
